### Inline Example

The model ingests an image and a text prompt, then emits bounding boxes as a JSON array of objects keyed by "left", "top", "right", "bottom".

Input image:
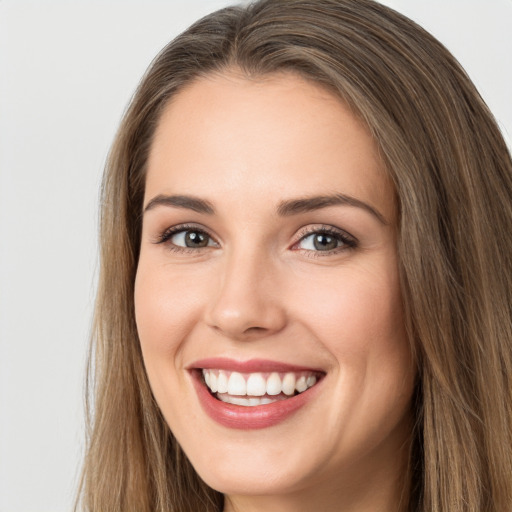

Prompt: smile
[
  {"left": 190, "top": 358, "right": 325, "bottom": 429},
  {"left": 202, "top": 369, "right": 318, "bottom": 406}
]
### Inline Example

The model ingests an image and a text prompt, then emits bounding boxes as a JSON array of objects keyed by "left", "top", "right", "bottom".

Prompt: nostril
[{"left": 244, "top": 326, "right": 266, "bottom": 334}]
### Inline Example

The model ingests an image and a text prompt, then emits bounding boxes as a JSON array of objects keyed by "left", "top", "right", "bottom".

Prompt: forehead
[{"left": 145, "top": 70, "right": 395, "bottom": 220}]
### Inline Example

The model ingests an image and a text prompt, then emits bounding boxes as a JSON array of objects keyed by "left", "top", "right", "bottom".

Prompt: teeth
[
  {"left": 227, "top": 372, "right": 246, "bottom": 395},
  {"left": 266, "top": 372, "right": 282, "bottom": 395},
  {"left": 217, "top": 371, "right": 228, "bottom": 393},
  {"left": 208, "top": 372, "right": 217, "bottom": 392},
  {"left": 201, "top": 368, "right": 320, "bottom": 401},
  {"left": 217, "top": 393, "right": 287, "bottom": 406},
  {"left": 282, "top": 372, "right": 296, "bottom": 395},
  {"left": 246, "top": 373, "right": 266, "bottom": 396},
  {"left": 296, "top": 375, "right": 307, "bottom": 393}
]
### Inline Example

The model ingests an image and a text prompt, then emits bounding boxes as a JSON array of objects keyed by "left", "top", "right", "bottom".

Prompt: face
[{"left": 135, "top": 71, "right": 415, "bottom": 507}]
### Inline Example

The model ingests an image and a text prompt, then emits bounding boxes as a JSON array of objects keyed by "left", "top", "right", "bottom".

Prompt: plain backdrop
[{"left": 0, "top": 1, "right": 510, "bottom": 511}]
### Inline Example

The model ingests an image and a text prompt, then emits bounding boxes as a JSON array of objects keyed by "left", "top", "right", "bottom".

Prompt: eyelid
[
  {"left": 153, "top": 223, "right": 219, "bottom": 247},
  {"left": 152, "top": 222, "right": 357, "bottom": 255},
  {"left": 292, "top": 224, "right": 358, "bottom": 253}
]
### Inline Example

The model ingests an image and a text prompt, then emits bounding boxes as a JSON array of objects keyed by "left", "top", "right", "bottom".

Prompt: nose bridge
[{"left": 205, "top": 241, "right": 286, "bottom": 339}]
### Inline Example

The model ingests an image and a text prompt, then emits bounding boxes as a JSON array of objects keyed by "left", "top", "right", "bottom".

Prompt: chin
[{"left": 189, "top": 445, "right": 317, "bottom": 497}]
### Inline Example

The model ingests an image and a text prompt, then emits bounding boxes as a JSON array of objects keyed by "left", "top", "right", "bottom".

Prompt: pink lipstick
[{"left": 189, "top": 358, "right": 324, "bottom": 429}]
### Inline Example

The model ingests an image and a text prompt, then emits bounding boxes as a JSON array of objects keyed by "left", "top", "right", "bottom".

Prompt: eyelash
[
  {"left": 154, "top": 223, "right": 358, "bottom": 256},
  {"left": 293, "top": 225, "right": 358, "bottom": 257},
  {"left": 155, "top": 223, "right": 216, "bottom": 254}
]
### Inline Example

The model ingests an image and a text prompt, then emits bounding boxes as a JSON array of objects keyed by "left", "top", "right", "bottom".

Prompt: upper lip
[{"left": 188, "top": 357, "right": 325, "bottom": 374}]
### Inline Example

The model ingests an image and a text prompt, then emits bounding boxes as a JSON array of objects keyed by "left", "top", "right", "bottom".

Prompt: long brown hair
[{"left": 76, "top": 1, "right": 512, "bottom": 510}]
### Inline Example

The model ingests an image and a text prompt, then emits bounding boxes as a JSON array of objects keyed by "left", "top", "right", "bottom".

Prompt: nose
[{"left": 204, "top": 249, "right": 287, "bottom": 341}]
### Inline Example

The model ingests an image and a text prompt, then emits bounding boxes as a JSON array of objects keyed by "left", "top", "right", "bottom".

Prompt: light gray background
[{"left": 0, "top": 1, "right": 510, "bottom": 511}]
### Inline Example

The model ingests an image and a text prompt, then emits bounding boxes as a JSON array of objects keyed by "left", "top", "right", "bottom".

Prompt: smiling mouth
[{"left": 201, "top": 369, "right": 322, "bottom": 407}]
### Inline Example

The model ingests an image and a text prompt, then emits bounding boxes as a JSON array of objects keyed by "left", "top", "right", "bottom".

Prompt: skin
[{"left": 134, "top": 70, "right": 416, "bottom": 512}]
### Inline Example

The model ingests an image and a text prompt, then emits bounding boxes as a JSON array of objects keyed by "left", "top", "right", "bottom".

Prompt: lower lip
[{"left": 191, "top": 371, "right": 322, "bottom": 429}]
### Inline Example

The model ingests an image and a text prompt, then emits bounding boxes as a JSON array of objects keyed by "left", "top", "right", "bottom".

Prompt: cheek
[
  {"left": 291, "top": 259, "right": 413, "bottom": 421},
  {"left": 134, "top": 261, "right": 209, "bottom": 434},
  {"left": 292, "top": 260, "right": 405, "bottom": 355},
  {"left": 134, "top": 262, "right": 201, "bottom": 371}
]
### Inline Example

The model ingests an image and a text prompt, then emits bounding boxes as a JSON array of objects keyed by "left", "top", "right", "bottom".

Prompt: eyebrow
[
  {"left": 277, "top": 194, "right": 388, "bottom": 224},
  {"left": 143, "top": 193, "right": 387, "bottom": 224},
  {"left": 144, "top": 194, "right": 215, "bottom": 215}
]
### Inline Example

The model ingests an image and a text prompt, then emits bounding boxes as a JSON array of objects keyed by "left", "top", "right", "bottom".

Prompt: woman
[{"left": 77, "top": 0, "right": 512, "bottom": 510}]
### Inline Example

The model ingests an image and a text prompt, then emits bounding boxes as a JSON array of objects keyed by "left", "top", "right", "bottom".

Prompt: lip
[
  {"left": 189, "top": 357, "right": 324, "bottom": 373},
  {"left": 189, "top": 358, "right": 325, "bottom": 430}
]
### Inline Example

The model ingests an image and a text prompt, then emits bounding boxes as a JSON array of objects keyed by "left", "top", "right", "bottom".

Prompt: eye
[
  {"left": 171, "top": 229, "right": 215, "bottom": 248},
  {"left": 295, "top": 226, "right": 357, "bottom": 253},
  {"left": 156, "top": 225, "right": 218, "bottom": 251}
]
